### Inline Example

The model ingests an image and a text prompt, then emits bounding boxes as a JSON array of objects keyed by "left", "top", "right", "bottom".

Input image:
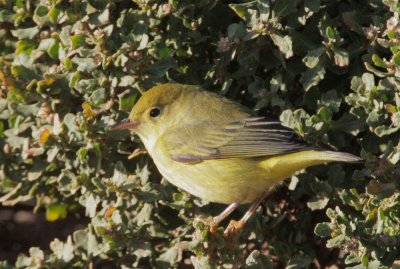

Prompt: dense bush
[{"left": 0, "top": 0, "right": 399, "bottom": 268}]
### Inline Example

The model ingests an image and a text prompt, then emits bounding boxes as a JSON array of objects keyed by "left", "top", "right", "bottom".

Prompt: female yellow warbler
[{"left": 113, "top": 83, "right": 361, "bottom": 234}]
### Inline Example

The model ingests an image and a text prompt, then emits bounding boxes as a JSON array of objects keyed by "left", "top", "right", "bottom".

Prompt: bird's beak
[{"left": 111, "top": 119, "right": 140, "bottom": 130}]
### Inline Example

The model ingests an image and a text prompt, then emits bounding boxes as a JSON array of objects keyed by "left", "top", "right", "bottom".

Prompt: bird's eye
[{"left": 149, "top": 107, "right": 161, "bottom": 118}]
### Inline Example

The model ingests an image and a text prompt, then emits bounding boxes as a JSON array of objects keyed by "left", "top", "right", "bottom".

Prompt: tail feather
[
  {"left": 318, "top": 150, "right": 362, "bottom": 163},
  {"left": 261, "top": 150, "right": 362, "bottom": 182}
]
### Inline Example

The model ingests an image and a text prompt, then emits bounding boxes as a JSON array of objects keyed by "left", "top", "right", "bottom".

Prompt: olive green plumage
[{"left": 122, "top": 83, "right": 360, "bottom": 204}]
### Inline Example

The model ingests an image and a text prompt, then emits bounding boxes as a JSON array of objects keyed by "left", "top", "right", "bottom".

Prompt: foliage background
[{"left": 1, "top": 0, "right": 400, "bottom": 268}]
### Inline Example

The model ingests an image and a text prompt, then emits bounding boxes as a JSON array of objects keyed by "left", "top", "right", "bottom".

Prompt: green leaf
[
  {"left": 87, "top": 229, "right": 100, "bottom": 256},
  {"left": 34, "top": 5, "right": 48, "bottom": 17},
  {"left": 118, "top": 90, "right": 138, "bottom": 112},
  {"left": 73, "top": 229, "right": 88, "bottom": 250},
  {"left": 303, "top": 47, "right": 324, "bottom": 68},
  {"left": 89, "top": 88, "right": 106, "bottom": 106},
  {"left": 270, "top": 33, "right": 293, "bottom": 59},
  {"left": 29, "top": 247, "right": 44, "bottom": 261},
  {"left": 119, "top": 76, "right": 135, "bottom": 87},
  {"left": 69, "top": 71, "right": 80, "bottom": 89},
  {"left": 157, "top": 246, "right": 179, "bottom": 267},
  {"left": 363, "top": 73, "right": 375, "bottom": 92},
  {"left": 305, "top": 0, "right": 321, "bottom": 13},
  {"left": 280, "top": 109, "right": 295, "bottom": 129},
  {"left": 326, "top": 234, "right": 345, "bottom": 248},
  {"left": 15, "top": 40, "right": 36, "bottom": 54},
  {"left": 307, "top": 195, "right": 330, "bottom": 210},
  {"left": 11, "top": 26, "right": 40, "bottom": 39},
  {"left": 372, "top": 54, "right": 388, "bottom": 68},
  {"left": 111, "top": 161, "right": 128, "bottom": 186},
  {"left": 73, "top": 229, "right": 100, "bottom": 257},
  {"left": 11, "top": 65, "right": 37, "bottom": 80},
  {"left": 366, "top": 110, "right": 380, "bottom": 127},
  {"left": 258, "top": 1, "right": 271, "bottom": 21},
  {"left": 320, "top": 90, "right": 341, "bottom": 112},
  {"left": 0, "top": 9, "right": 14, "bottom": 23},
  {"left": 365, "top": 62, "right": 389, "bottom": 77},
  {"left": 70, "top": 35, "right": 85, "bottom": 49},
  {"left": 85, "top": 194, "right": 99, "bottom": 218},
  {"left": 317, "top": 107, "right": 332, "bottom": 123},
  {"left": 74, "top": 57, "right": 99, "bottom": 73},
  {"left": 48, "top": 7, "right": 61, "bottom": 24},
  {"left": 50, "top": 237, "right": 74, "bottom": 262},
  {"left": 47, "top": 146, "right": 59, "bottom": 162},
  {"left": 286, "top": 254, "right": 313, "bottom": 269},
  {"left": 314, "top": 222, "right": 333, "bottom": 238},
  {"left": 245, "top": 250, "right": 273, "bottom": 268},
  {"left": 342, "top": 11, "right": 364, "bottom": 34},
  {"left": 147, "top": 59, "right": 177, "bottom": 78},
  {"left": 367, "top": 260, "right": 381, "bottom": 269},
  {"left": 137, "top": 34, "right": 149, "bottom": 50},
  {"left": 47, "top": 39, "right": 60, "bottom": 59},
  {"left": 157, "top": 47, "right": 173, "bottom": 58},
  {"left": 300, "top": 65, "right": 326, "bottom": 91},
  {"left": 96, "top": 8, "right": 110, "bottom": 25},
  {"left": 333, "top": 48, "right": 349, "bottom": 67},
  {"left": 134, "top": 203, "right": 153, "bottom": 225},
  {"left": 273, "top": 0, "right": 297, "bottom": 17},
  {"left": 392, "top": 52, "right": 400, "bottom": 66},
  {"left": 374, "top": 125, "right": 400, "bottom": 137},
  {"left": 345, "top": 253, "right": 361, "bottom": 264},
  {"left": 229, "top": 2, "right": 255, "bottom": 20},
  {"left": 326, "top": 26, "right": 336, "bottom": 39},
  {"left": 227, "top": 23, "right": 249, "bottom": 41}
]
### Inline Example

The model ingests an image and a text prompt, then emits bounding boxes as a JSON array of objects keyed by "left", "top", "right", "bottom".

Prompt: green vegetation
[{"left": 0, "top": 0, "right": 399, "bottom": 268}]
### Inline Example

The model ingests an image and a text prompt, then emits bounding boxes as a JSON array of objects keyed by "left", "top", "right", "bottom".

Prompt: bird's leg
[
  {"left": 193, "top": 201, "right": 242, "bottom": 257},
  {"left": 223, "top": 192, "right": 268, "bottom": 242},
  {"left": 213, "top": 201, "right": 241, "bottom": 224},
  {"left": 194, "top": 201, "right": 241, "bottom": 234},
  {"left": 209, "top": 201, "right": 241, "bottom": 233}
]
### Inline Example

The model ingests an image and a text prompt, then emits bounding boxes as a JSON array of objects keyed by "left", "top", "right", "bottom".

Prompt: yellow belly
[
  {"left": 152, "top": 150, "right": 339, "bottom": 204},
  {"left": 155, "top": 158, "right": 271, "bottom": 204},
  {"left": 152, "top": 150, "right": 359, "bottom": 204}
]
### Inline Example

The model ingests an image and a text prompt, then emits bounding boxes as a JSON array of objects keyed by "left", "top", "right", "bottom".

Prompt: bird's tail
[
  {"left": 261, "top": 150, "right": 362, "bottom": 183},
  {"left": 312, "top": 150, "right": 362, "bottom": 163}
]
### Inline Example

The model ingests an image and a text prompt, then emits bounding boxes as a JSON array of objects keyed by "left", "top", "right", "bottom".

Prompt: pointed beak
[{"left": 111, "top": 119, "right": 140, "bottom": 131}]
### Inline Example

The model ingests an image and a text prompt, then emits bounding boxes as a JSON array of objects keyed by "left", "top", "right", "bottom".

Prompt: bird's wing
[{"left": 159, "top": 117, "right": 319, "bottom": 163}]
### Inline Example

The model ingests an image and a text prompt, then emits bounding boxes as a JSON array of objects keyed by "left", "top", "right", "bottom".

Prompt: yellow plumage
[
  {"left": 117, "top": 83, "right": 360, "bottom": 204},
  {"left": 114, "top": 83, "right": 360, "bottom": 231},
  {"left": 152, "top": 149, "right": 358, "bottom": 204}
]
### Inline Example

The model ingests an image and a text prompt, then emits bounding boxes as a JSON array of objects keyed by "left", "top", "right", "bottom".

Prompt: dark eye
[{"left": 149, "top": 107, "right": 161, "bottom": 118}]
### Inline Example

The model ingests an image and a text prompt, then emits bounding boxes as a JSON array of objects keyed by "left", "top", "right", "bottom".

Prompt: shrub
[{"left": 0, "top": 0, "right": 399, "bottom": 268}]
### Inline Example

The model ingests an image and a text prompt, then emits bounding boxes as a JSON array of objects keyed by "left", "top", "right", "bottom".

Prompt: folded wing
[{"left": 159, "top": 117, "right": 319, "bottom": 163}]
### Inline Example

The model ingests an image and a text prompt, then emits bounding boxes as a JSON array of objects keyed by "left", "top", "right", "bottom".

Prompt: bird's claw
[
  {"left": 223, "top": 219, "right": 245, "bottom": 248},
  {"left": 193, "top": 215, "right": 219, "bottom": 234},
  {"left": 193, "top": 216, "right": 245, "bottom": 251}
]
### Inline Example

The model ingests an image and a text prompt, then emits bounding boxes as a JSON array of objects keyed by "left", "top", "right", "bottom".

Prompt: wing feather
[{"left": 159, "top": 117, "right": 319, "bottom": 163}]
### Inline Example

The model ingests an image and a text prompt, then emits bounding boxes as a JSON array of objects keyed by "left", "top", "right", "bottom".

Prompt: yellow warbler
[{"left": 113, "top": 83, "right": 361, "bottom": 234}]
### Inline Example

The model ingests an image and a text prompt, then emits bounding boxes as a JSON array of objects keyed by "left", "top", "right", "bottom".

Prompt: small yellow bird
[{"left": 113, "top": 83, "right": 361, "bottom": 234}]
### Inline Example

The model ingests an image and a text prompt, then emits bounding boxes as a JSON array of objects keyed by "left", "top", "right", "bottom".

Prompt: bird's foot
[
  {"left": 193, "top": 215, "right": 219, "bottom": 234},
  {"left": 223, "top": 219, "right": 245, "bottom": 248}
]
